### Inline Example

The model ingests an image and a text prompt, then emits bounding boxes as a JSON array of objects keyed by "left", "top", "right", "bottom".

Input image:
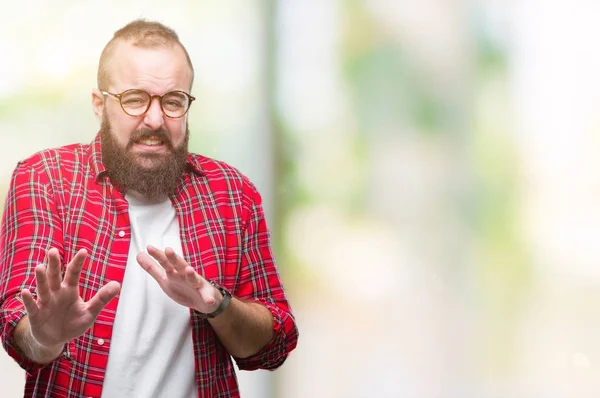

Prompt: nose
[{"left": 143, "top": 97, "right": 165, "bottom": 130}]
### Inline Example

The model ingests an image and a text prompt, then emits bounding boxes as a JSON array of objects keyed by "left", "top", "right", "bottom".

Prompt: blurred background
[{"left": 2, "top": 0, "right": 600, "bottom": 397}]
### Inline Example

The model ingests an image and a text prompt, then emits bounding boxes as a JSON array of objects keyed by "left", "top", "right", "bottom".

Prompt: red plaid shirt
[{"left": 0, "top": 133, "right": 298, "bottom": 398}]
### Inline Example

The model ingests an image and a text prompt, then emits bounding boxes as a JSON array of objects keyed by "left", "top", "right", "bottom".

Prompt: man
[{"left": 0, "top": 19, "right": 298, "bottom": 398}]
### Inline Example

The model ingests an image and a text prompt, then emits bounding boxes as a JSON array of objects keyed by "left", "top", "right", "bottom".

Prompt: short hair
[{"left": 97, "top": 19, "right": 194, "bottom": 90}]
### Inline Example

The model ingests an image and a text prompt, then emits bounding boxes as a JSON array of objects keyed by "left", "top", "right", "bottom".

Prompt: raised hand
[
  {"left": 136, "top": 245, "right": 222, "bottom": 314},
  {"left": 21, "top": 248, "right": 121, "bottom": 350}
]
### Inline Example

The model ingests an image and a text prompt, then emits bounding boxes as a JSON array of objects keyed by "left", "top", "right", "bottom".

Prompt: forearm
[
  {"left": 208, "top": 298, "right": 274, "bottom": 358},
  {"left": 14, "top": 315, "right": 64, "bottom": 364}
]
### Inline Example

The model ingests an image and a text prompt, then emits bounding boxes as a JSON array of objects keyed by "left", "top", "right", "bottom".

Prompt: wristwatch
[{"left": 196, "top": 280, "right": 232, "bottom": 319}]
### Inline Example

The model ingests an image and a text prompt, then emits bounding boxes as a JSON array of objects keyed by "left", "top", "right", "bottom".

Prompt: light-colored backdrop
[{"left": 2, "top": 1, "right": 600, "bottom": 397}]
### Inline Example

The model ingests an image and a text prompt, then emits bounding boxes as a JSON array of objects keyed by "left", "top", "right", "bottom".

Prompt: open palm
[
  {"left": 136, "top": 245, "right": 221, "bottom": 314},
  {"left": 21, "top": 248, "right": 120, "bottom": 349}
]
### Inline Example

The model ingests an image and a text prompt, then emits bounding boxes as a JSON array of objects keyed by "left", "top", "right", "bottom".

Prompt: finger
[
  {"left": 63, "top": 249, "right": 87, "bottom": 287},
  {"left": 86, "top": 281, "right": 120, "bottom": 318},
  {"left": 137, "top": 252, "right": 167, "bottom": 282},
  {"left": 21, "top": 289, "right": 40, "bottom": 317},
  {"left": 34, "top": 264, "right": 50, "bottom": 302},
  {"left": 165, "top": 247, "right": 188, "bottom": 272},
  {"left": 184, "top": 268, "right": 216, "bottom": 305},
  {"left": 146, "top": 245, "right": 175, "bottom": 273},
  {"left": 202, "top": 293, "right": 216, "bottom": 306},
  {"left": 184, "top": 266, "right": 204, "bottom": 288},
  {"left": 46, "top": 248, "right": 63, "bottom": 291}
]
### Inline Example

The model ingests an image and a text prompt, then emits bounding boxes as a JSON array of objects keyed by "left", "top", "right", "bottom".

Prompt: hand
[
  {"left": 137, "top": 245, "right": 222, "bottom": 314},
  {"left": 21, "top": 248, "right": 121, "bottom": 350}
]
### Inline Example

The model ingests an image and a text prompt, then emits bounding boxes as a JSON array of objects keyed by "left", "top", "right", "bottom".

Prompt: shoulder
[
  {"left": 189, "top": 153, "right": 258, "bottom": 193},
  {"left": 187, "top": 153, "right": 263, "bottom": 209},
  {"left": 13, "top": 143, "right": 89, "bottom": 180}
]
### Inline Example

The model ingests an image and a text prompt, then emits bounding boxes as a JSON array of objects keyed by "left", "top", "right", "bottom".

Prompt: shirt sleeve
[
  {"left": 232, "top": 185, "right": 298, "bottom": 371},
  {"left": 0, "top": 160, "right": 64, "bottom": 373}
]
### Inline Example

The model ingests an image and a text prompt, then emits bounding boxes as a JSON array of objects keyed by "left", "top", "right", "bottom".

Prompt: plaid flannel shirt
[{"left": 0, "top": 133, "right": 298, "bottom": 398}]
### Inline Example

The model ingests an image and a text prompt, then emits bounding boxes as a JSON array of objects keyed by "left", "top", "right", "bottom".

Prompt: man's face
[
  {"left": 94, "top": 41, "right": 194, "bottom": 199},
  {"left": 97, "top": 41, "right": 193, "bottom": 168}
]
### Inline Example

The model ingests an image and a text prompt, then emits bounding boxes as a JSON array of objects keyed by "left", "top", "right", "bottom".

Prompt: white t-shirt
[{"left": 101, "top": 192, "right": 197, "bottom": 398}]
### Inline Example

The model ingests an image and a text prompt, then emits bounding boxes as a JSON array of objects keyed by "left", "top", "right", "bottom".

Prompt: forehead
[{"left": 108, "top": 40, "right": 193, "bottom": 93}]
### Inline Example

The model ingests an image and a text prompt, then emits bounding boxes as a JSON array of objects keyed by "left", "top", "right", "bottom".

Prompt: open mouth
[
  {"left": 136, "top": 137, "right": 165, "bottom": 146},
  {"left": 130, "top": 134, "right": 172, "bottom": 150}
]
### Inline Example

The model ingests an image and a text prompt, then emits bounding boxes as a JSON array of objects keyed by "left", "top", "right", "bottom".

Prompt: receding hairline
[{"left": 97, "top": 19, "right": 194, "bottom": 90}]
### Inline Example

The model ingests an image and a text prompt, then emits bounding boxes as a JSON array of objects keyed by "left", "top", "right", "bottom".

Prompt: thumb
[{"left": 86, "top": 281, "right": 121, "bottom": 318}]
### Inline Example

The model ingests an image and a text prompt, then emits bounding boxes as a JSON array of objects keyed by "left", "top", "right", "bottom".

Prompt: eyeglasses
[{"left": 102, "top": 89, "right": 195, "bottom": 118}]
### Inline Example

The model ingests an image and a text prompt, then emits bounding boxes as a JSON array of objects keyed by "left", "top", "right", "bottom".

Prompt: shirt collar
[{"left": 88, "top": 131, "right": 205, "bottom": 182}]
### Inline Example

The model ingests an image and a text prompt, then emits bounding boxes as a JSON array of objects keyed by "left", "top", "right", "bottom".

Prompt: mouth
[
  {"left": 136, "top": 136, "right": 165, "bottom": 147},
  {"left": 129, "top": 134, "right": 172, "bottom": 153}
]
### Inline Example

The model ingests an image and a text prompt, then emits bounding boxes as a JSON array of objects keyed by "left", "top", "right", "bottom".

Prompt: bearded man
[{"left": 0, "top": 19, "right": 298, "bottom": 398}]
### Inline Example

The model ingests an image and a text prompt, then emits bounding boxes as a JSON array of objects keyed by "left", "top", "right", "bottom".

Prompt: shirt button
[
  {"left": 118, "top": 230, "right": 125, "bottom": 238},
  {"left": 97, "top": 338, "right": 105, "bottom": 346}
]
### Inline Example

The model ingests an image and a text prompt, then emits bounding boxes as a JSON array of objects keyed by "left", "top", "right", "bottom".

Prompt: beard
[{"left": 100, "top": 114, "right": 189, "bottom": 201}]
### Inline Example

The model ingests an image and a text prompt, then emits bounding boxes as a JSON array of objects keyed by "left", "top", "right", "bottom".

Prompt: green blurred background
[{"left": 2, "top": 1, "right": 600, "bottom": 397}]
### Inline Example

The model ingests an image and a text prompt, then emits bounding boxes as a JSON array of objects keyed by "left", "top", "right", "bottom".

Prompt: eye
[
  {"left": 163, "top": 93, "right": 187, "bottom": 110},
  {"left": 165, "top": 100, "right": 184, "bottom": 107},
  {"left": 123, "top": 98, "right": 146, "bottom": 105},
  {"left": 120, "top": 90, "right": 150, "bottom": 107}
]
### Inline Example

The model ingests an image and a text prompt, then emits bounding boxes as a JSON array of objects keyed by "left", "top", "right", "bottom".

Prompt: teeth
[{"left": 139, "top": 138, "right": 162, "bottom": 146}]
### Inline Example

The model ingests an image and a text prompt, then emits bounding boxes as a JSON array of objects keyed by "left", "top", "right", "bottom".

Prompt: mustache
[{"left": 127, "top": 128, "right": 173, "bottom": 150}]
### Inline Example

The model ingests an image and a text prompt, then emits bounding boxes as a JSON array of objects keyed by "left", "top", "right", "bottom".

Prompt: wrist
[
  {"left": 15, "top": 317, "right": 64, "bottom": 364},
  {"left": 27, "top": 327, "right": 63, "bottom": 353},
  {"left": 31, "top": 336, "right": 65, "bottom": 356}
]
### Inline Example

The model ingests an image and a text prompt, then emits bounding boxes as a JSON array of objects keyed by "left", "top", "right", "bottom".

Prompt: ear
[{"left": 91, "top": 89, "right": 105, "bottom": 122}]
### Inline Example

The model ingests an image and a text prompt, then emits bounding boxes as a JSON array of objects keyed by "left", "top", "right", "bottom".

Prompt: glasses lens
[
  {"left": 162, "top": 92, "right": 189, "bottom": 117},
  {"left": 120, "top": 90, "right": 151, "bottom": 116}
]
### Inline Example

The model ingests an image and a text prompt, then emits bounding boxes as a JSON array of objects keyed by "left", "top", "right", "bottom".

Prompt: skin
[
  {"left": 91, "top": 41, "right": 192, "bottom": 168},
  {"left": 16, "top": 249, "right": 121, "bottom": 364},
  {"left": 14, "top": 40, "right": 274, "bottom": 364}
]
